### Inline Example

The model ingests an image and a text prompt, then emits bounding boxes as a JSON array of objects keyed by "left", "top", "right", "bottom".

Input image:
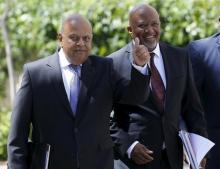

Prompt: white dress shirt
[
  {"left": 127, "top": 43, "right": 166, "bottom": 158},
  {"left": 59, "top": 48, "right": 82, "bottom": 101}
]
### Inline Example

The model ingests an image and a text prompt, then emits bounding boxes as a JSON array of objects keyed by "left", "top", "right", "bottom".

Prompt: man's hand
[
  {"left": 133, "top": 37, "right": 150, "bottom": 66},
  {"left": 131, "top": 143, "right": 154, "bottom": 165},
  {"left": 199, "top": 158, "right": 207, "bottom": 169}
]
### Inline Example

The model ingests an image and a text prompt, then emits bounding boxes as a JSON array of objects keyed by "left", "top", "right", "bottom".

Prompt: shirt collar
[
  {"left": 59, "top": 48, "right": 71, "bottom": 68},
  {"left": 151, "top": 43, "right": 161, "bottom": 58},
  {"left": 58, "top": 48, "right": 82, "bottom": 68}
]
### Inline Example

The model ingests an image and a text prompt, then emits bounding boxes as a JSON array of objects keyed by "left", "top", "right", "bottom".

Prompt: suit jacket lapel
[
  {"left": 76, "top": 56, "right": 96, "bottom": 124},
  {"left": 46, "top": 51, "right": 73, "bottom": 118},
  {"left": 124, "top": 42, "right": 133, "bottom": 77},
  {"left": 159, "top": 42, "right": 184, "bottom": 114}
]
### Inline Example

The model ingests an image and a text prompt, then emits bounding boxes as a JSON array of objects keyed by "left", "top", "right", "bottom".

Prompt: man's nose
[
  {"left": 76, "top": 38, "right": 85, "bottom": 46},
  {"left": 144, "top": 26, "right": 154, "bottom": 33},
  {"left": 144, "top": 26, "right": 152, "bottom": 33}
]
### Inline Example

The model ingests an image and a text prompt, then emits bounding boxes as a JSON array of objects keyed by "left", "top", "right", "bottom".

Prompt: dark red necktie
[{"left": 150, "top": 52, "right": 165, "bottom": 113}]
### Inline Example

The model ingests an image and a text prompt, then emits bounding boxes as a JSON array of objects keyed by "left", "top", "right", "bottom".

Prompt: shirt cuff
[
  {"left": 132, "top": 62, "right": 149, "bottom": 75},
  {"left": 127, "top": 141, "right": 139, "bottom": 159}
]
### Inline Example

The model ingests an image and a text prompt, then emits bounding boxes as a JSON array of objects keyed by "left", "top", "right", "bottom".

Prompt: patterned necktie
[
  {"left": 150, "top": 52, "right": 165, "bottom": 113},
  {"left": 69, "top": 65, "right": 81, "bottom": 115}
]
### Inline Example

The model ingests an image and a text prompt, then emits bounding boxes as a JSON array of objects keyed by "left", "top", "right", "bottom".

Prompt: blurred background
[{"left": 0, "top": 0, "right": 219, "bottom": 164}]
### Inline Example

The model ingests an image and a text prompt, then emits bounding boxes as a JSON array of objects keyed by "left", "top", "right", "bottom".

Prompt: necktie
[
  {"left": 69, "top": 65, "right": 81, "bottom": 114},
  {"left": 150, "top": 52, "right": 165, "bottom": 113}
]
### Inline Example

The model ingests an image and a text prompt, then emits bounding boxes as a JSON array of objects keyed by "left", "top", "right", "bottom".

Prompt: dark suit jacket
[
  {"left": 109, "top": 42, "right": 208, "bottom": 169},
  {"left": 7, "top": 51, "right": 150, "bottom": 169},
  {"left": 188, "top": 33, "right": 220, "bottom": 169}
]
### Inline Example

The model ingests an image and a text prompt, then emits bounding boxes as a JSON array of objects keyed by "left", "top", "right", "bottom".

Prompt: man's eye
[
  {"left": 138, "top": 24, "right": 146, "bottom": 29},
  {"left": 70, "top": 36, "right": 79, "bottom": 41},
  {"left": 83, "top": 36, "right": 91, "bottom": 42},
  {"left": 152, "top": 22, "right": 159, "bottom": 26}
]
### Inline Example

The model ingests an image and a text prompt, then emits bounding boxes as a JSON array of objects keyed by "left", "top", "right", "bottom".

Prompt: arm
[
  {"left": 182, "top": 51, "right": 207, "bottom": 137},
  {"left": 187, "top": 42, "right": 205, "bottom": 101},
  {"left": 111, "top": 37, "right": 151, "bottom": 104},
  {"left": 7, "top": 65, "right": 33, "bottom": 169},
  {"left": 187, "top": 41, "right": 208, "bottom": 168},
  {"left": 110, "top": 106, "right": 136, "bottom": 157},
  {"left": 110, "top": 106, "right": 153, "bottom": 164},
  {"left": 110, "top": 58, "right": 150, "bottom": 105}
]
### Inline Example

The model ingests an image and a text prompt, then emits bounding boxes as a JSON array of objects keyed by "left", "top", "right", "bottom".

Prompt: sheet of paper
[
  {"left": 179, "top": 130, "right": 215, "bottom": 169},
  {"left": 179, "top": 131, "right": 199, "bottom": 169},
  {"left": 189, "top": 132, "right": 215, "bottom": 164}
]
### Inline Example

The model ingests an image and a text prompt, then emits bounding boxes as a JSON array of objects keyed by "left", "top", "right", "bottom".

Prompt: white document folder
[{"left": 179, "top": 130, "right": 215, "bottom": 169}]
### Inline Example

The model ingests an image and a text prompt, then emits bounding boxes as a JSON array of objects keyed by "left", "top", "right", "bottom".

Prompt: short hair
[{"left": 59, "top": 14, "right": 92, "bottom": 33}]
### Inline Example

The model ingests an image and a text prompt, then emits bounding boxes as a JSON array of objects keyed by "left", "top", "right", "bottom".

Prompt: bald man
[
  {"left": 109, "top": 4, "right": 208, "bottom": 169},
  {"left": 7, "top": 14, "right": 150, "bottom": 169}
]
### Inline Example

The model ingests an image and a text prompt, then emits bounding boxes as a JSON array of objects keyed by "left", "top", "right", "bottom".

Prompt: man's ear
[
  {"left": 127, "top": 26, "right": 132, "bottom": 33},
  {"left": 127, "top": 26, "right": 133, "bottom": 38},
  {"left": 57, "top": 33, "right": 62, "bottom": 42}
]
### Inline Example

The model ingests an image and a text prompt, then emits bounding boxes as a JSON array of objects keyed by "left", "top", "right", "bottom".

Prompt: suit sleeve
[
  {"left": 110, "top": 106, "right": 137, "bottom": 158},
  {"left": 182, "top": 51, "right": 208, "bottom": 137},
  {"left": 7, "top": 65, "right": 33, "bottom": 169},
  {"left": 108, "top": 57, "right": 150, "bottom": 158},
  {"left": 187, "top": 42, "right": 205, "bottom": 102},
  {"left": 109, "top": 58, "right": 150, "bottom": 105}
]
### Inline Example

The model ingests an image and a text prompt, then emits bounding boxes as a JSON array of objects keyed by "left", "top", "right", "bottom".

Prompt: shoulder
[
  {"left": 188, "top": 32, "right": 220, "bottom": 51},
  {"left": 89, "top": 55, "right": 112, "bottom": 63},
  {"left": 24, "top": 53, "right": 56, "bottom": 71},
  {"left": 88, "top": 55, "right": 114, "bottom": 68},
  {"left": 160, "top": 42, "right": 187, "bottom": 56},
  {"left": 107, "top": 43, "right": 132, "bottom": 59},
  {"left": 159, "top": 42, "right": 191, "bottom": 67}
]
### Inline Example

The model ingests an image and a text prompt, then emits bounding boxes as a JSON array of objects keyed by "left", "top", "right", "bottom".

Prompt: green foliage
[
  {"left": 0, "top": 0, "right": 219, "bottom": 73},
  {"left": 0, "top": 107, "right": 10, "bottom": 160},
  {"left": 85, "top": 0, "right": 142, "bottom": 55},
  {"left": 157, "top": 0, "right": 219, "bottom": 46}
]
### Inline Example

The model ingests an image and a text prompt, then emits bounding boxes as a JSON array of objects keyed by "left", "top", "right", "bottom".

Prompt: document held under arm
[{"left": 179, "top": 130, "right": 215, "bottom": 169}]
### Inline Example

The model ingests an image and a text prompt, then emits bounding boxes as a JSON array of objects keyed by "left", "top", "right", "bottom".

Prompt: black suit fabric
[
  {"left": 7, "top": 51, "right": 150, "bottom": 169},
  {"left": 188, "top": 33, "right": 220, "bottom": 169},
  {"left": 109, "top": 42, "right": 207, "bottom": 169}
]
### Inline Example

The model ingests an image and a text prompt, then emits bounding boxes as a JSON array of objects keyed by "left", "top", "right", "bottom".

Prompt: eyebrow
[{"left": 68, "top": 33, "right": 92, "bottom": 37}]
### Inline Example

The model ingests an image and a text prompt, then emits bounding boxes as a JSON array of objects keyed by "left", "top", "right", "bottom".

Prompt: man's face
[
  {"left": 58, "top": 20, "right": 92, "bottom": 65},
  {"left": 128, "top": 8, "right": 161, "bottom": 52}
]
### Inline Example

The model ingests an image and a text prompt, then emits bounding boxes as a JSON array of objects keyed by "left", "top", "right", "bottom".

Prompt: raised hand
[{"left": 133, "top": 37, "right": 150, "bottom": 66}]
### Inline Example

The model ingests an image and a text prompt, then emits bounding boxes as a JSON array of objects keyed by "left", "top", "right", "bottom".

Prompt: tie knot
[
  {"left": 150, "top": 52, "right": 155, "bottom": 65},
  {"left": 69, "top": 64, "right": 81, "bottom": 77},
  {"left": 150, "top": 52, "right": 155, "bottom": 57}
]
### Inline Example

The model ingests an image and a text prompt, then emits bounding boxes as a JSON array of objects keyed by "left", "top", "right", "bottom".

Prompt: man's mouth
[
  {"left": 145, "top": 35, "right": 155, "bottom": 39},
  {"left": 75, "top": 50, "right": 87, "bottom": 52}
]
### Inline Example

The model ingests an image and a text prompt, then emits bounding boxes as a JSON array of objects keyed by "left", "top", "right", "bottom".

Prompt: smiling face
[
  {"left": 127, "top": 5, "right": 161, "bottom": 52},
  {"left": 58, "top": 14, "right": 93, "bottom": 65}
]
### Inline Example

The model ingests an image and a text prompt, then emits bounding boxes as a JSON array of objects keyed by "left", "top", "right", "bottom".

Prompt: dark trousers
[{"left": 160, "top": 149, "right": 171, "bottom": 169}]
